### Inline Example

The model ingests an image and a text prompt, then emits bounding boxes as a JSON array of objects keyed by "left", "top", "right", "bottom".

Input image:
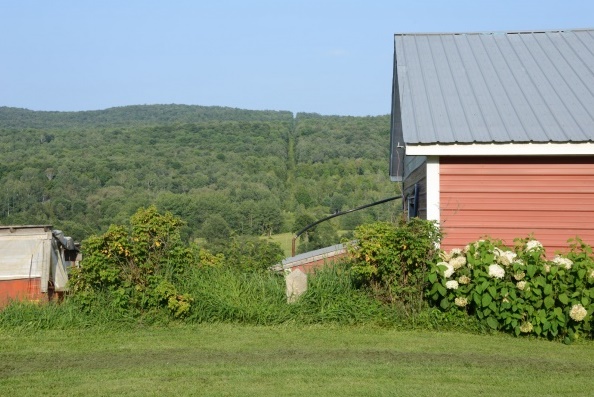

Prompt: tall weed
[{"left": 0, "top": 294, "right": 138, "bottom": 331}]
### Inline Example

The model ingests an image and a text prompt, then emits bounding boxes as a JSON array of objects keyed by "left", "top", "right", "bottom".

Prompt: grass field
[
  {"left": 1, "top": 324, "right": 593, "bottom": 397},
  {"left": 266, "top": 232, "right": 296, "bottom": 257}
]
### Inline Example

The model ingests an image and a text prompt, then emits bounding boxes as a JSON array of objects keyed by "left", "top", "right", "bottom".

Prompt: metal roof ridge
[
  {"left": 394, "top": 28, "right": 594, "bottom": 37},
  {"left": 0, "top": 225, "right": 53, "bottom": 229}
]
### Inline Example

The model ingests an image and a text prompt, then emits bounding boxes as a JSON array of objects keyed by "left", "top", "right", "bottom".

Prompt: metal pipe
[{"left": 291, "top": 195, "right": 402, "bottom": 256}]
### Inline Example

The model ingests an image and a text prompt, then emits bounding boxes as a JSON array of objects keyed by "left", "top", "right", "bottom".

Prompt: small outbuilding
[
  {"left": 390, "top": 29, "right": 594, "bottom": 254},
  {"left": 0, "top": 225, "right": 79, "bottom": 307}
]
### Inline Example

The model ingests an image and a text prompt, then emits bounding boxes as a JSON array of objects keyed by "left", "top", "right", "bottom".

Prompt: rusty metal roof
[{"left": 393, "top": 29, "right": 594, "bottom": 144}]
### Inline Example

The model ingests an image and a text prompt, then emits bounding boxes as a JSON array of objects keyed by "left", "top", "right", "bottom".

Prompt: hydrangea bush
[{"left": 427, "top": 237, "right": 594, "bottom": 343}]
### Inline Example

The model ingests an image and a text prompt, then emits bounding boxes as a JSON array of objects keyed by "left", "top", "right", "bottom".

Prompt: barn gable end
[{"left": 391, "top": 29, "right": 594, "bottom": 254}]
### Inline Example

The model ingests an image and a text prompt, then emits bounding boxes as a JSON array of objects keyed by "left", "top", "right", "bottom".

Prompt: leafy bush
[
  {"left": 69, "top": 206, "right": 194, "bottom": 317},
  {"left": 427, "top": 237, "right": 594, "bottom": 343},
  {"left": 347, "top": 218, "right": 442, "bottom": 314}
]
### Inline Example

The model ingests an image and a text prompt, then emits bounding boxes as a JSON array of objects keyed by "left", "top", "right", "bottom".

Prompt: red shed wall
[
  {"left": 439, "top": 156, "right": 594, "bottom": 255},
  {"left": 288, "top": 252, "right": 349, "bottom": 273},
  {"left": 0, "top": 278, "right": 44, "bottom": 307}
]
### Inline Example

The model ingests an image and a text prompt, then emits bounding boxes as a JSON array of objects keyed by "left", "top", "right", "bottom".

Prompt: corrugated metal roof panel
[{"left": 394, "top": 30, "right": 594, "bottom": 144}]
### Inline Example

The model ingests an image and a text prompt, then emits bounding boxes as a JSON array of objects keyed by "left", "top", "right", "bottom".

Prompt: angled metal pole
[{"left": 291, "top": 195, "right": 402, "bottom": 256}]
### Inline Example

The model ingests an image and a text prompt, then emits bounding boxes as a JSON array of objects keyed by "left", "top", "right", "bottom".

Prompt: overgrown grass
[
  {"left": 182, "top": 266, "right": 294, "bottom": 324},
  {"left": 173, "top": 264, "right": 409, "bottom": 326},
  {"left": 2, "top": 324, "right": 593, "bottom": 396},
  {"left": 0, "top": 294, "right": 138, "bottom": 331},
  {"left": 0, "top": 264, "right": 482, "bottom": 333}
]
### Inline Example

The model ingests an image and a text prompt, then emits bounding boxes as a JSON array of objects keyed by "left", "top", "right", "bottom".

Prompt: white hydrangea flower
[
  {"left": 463, "top": 244, "right": 471, "bottom": 253},
  {"left": 513, "top": 272, "right": 526, "bottom": 281},
  {"left": 450, "top": 248, "right": 462, "bottom": 256},
  {"left": 458, "top": 275, "right": 471, "bottom": 285},
  {"left": 516, "top": 281, "right": 527, "bottom": 291},
  {"left": 446, "top": 280, "right": 459, "bottom": 290},
  {"left": 552, "top": 255, "right": 573, "bottom": 270},
  {"left": 488, "top": 264, "right": 505, "bottom": 279},
  {"left": 449, "top": 256, "right": 467, "bottom": 270},
  {"left": 494, "top": 248, "right": 517, "bottom": 266},
  {"left": 438, "top": 261, "right": 454, "bottom": 278},
  {"left": 525, "top": 240, "right": 543, "bottom": 252},
  {"left": 589, "top": 269, "right": 594, "bottom": 279},
  {"left": 543, "top": 264, "right": 551, "bottom": 273},
  {"left": 454, "top": 297, "right": 468, "bottom": 307},
  {"left": 519, "top": 322, "right": 533, "bottom": 333},
  {"left": 570, "top": 304, "right": 587, "bottom": 322}
]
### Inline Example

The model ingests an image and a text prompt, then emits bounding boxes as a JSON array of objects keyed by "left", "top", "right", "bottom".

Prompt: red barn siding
[
  {"left": 288, "top": 253, "right": 349, "bottom": 273},
  {"left": 439, "top": 156, "right": 594, "bottom": 255},
  {"left": 0, "top": 278, "right": 44, "bottom": 307}
]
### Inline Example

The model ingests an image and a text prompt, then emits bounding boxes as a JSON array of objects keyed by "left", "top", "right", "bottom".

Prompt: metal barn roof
[{"left": 393, "top": 29, "right": 594, "bottom": 144}]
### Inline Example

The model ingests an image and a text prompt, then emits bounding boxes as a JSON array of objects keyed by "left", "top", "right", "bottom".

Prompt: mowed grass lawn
[{"left": 1, "top": 324, "right": 594, "bottom": 397}]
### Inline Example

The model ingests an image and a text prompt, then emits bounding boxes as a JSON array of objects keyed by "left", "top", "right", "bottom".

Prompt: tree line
[{"left": 0, "top": 105, "right": 400, "bottom": 252}]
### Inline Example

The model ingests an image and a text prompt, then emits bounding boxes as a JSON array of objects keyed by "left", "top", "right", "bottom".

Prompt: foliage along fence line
[{"left": 6, "top": 205, "right": 594, "bottom": 344}]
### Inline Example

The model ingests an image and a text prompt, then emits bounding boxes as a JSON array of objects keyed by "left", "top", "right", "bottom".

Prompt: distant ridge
[{"left": 0, "top": 104, "right": 295, "bottom": 129}]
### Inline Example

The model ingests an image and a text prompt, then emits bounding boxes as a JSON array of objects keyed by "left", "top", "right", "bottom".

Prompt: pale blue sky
[{"left": 1, "top": 0, "right": 592, "bottom": 116}]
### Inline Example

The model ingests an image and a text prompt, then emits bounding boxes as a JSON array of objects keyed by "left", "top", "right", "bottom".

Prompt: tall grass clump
[
  {"left": 183, "top": 266, "right": 293, "bottom": 324},
  {"left": 0, "top": 293, "right": 138, "bottom": 331},
  {"left": 180, "top": 263, "right": 397, "bottom": 326},
  {"left": 293, "top": 264, "right": 396, "bottom": 325}
]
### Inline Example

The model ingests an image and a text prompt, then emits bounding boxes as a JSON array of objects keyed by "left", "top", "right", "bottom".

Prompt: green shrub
[
  {"left": 347, "top": 218, "right": 442, "bottom": 314},
  {"left": 69, "top": 206, "right": 194, "bottom": 318},
  {"left": 427, "top": 237, "right": 594, "bottom": 343}
]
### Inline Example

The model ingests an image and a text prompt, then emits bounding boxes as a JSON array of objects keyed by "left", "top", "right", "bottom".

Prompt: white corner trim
[
  {"left": 406, "top": 142, "right": 594, "bottom": 156},
  {"left": 426, "top": 156, "right": 440, "bottom": 223}
]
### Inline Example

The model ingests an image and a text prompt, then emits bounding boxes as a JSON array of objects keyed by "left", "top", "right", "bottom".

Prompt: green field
[
  {"left": 266, "top": 232, "right": 296, "bottom": 257},
  {"left": 1, "top": 324, "right": 593, "bottom": 396}
]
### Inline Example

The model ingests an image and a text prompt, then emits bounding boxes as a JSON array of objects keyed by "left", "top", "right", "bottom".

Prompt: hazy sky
[{"left": 1, "top": 0, "right": 592, "bottom": 116}]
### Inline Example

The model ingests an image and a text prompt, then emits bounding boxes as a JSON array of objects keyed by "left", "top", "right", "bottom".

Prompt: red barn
[{"left": 390, "top": 29, "right": 594, "bottom": 254}]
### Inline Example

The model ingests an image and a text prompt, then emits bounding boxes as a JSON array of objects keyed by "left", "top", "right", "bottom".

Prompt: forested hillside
[{"left": 0, "top": 105, "right": 400, "bottom": 250}]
